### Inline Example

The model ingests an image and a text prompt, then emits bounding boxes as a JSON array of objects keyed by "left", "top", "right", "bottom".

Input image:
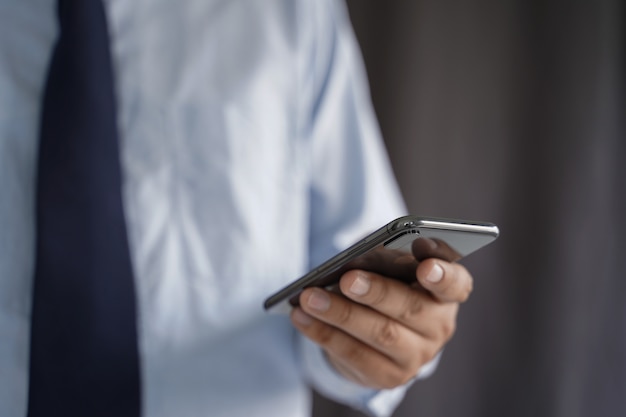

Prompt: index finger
[{"left": 337, "top": 269, "right": 452, "bottom": 332}]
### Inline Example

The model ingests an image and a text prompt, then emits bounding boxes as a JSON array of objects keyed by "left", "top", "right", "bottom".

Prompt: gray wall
[{"left": 314, "top": 1, "right": 625, "bottom": 416}]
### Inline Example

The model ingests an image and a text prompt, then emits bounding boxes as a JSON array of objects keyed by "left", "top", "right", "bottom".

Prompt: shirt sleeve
[
  {"left": 300, "top": 335, "right": 443, "bottom": 417},
  {"left": 299, "top": 0, "right": 407, "bottom": 265},
  {"left": 295, "top": 1, "right": 440, "bottom": 415}
]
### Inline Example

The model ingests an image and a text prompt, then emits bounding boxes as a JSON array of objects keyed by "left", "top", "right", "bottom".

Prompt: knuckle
[
  {"left": 334, "top": 300, "right": 354, "bottom": 326},
  {"left": 439, "top": 319, "right": 457, "bottom": 341},
  {"left": 461, "top": 277, "right": 474, "bottom": 301},
  {"left": 373, "top": 319, "right": 401, "bottom": 348},
  {"left": 339, "top": 342, "right": 368, "bottom": 364},
  {"left": 451, "top": 266, "right": 473, "bottom": 302},
  {"left": 313, "top": 323, "right": 336, "bottom": 346},
  {"left": 399, "top": 293, "right": 425, "bottom": 323},
  {"left": 413, "top": 345, "right": 438, "bottom": 370}
]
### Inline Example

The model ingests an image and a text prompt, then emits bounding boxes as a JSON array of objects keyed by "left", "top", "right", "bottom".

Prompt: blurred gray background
[{"left": 314, "top": 1, "right": 625, "bottom": 416}]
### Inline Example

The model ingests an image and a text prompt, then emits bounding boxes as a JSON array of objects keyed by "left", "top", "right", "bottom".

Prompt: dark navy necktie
[{"left": 28, "top": 1, "right": 141, "bottom": 416}]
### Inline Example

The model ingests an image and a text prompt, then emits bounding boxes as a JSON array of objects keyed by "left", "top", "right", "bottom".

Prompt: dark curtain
[{"left": 313, "top": 1, "right": 625, "bottom": 416}]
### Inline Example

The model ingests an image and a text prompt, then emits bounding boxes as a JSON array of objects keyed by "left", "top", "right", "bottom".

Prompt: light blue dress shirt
[{"left": 0, "top": 1, "right": 437, "bottom": 416}]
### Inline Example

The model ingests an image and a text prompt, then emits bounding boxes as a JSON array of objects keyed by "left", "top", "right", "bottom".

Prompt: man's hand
[{"left": 290, "top": 259, "right": 473, "bottom": 389}]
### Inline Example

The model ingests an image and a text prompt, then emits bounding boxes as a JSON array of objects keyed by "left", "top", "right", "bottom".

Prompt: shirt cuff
[{"left": 299, "top": 335, "right": 442, "bottom": 417}]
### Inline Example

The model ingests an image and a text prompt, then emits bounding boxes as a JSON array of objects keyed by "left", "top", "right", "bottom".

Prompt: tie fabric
[{"left": 28, "top": 1, "right": 141, "bottom": 416}]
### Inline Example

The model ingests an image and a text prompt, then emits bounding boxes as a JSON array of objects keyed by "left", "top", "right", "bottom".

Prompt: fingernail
[
  {"left": 307, "top": 289, "right": 330, "bottom": 311},
  {"left": 292, "top": 308, "right": 313, "bottom": 326},
  {"left": 425, "top": 263, "right": 444, "bottom": 283},
  {"left": 349, "top": 273, "right": 370, "bottom": 296}
]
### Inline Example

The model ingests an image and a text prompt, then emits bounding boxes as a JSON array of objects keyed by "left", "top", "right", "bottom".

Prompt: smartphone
[{"left": 263, "top": 215, "right": 499, "bottom": 313}]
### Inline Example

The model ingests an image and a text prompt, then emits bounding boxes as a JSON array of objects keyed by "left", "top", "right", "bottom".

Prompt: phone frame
[{"left": 263, "top": 215, "right": 499, "bottom": 313}]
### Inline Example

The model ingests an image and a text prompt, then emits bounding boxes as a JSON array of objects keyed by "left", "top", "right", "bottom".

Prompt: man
[{"left": 0, "top": 1, "right": 474, "bottom": 416}]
